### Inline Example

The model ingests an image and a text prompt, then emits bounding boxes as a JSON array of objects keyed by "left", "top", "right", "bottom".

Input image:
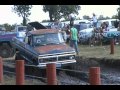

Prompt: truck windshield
[
  {"left": 33, "top": 33, "right": 64, "bottom": 46},
  {"left": 18, "top": 27, "right": 27, "bottom": 32}
]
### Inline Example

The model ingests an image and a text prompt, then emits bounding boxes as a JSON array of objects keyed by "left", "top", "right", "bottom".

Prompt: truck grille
[{"left": 39, "top": 55, "right": 75, "bottom": 63}]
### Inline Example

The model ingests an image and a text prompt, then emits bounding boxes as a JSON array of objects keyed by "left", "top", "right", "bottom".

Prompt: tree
[
  {"left": 117, "top": 5, "right": 120, "bottom": 20},
  {"left": 98, "top": 15, "right": 104, "bottom": 20},
  {"left": 12, "top": 5, "right": 32, "bottom": 26},
  {"left": 111, "top": 15, "right": 118, "bottom": 19},
  {"left": 59, "top": 5, "right": 80, "bottom": 19},
  {"left": 3, "top": 23, "right": 12, "bottom": 31},
  {"left": 42, "top": 20, "right": 50, "bottom": 22},
  {"left": 105, "top": 16, "right": 110, "bottom": 19},
  {"left": 43, "top": 5, "right": 60, "bottom": 22},
  {"left": 43, "top": 5, "right": 80, "bottom": 22},
  {"left": 83, "top": 15, "right": 90, "bottom": 20}
]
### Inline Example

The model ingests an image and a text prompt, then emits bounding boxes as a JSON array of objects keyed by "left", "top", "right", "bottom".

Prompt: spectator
[
  {"left": 117, "top": 21, "right": 120, "bottom": 31},
  {"left": 101, "top": 22, "right": 109, "bottom": 32},
  {"left": 69, "top": 13, "right": 76, "bottom": 28},
  {"left": 65, "top": 24, "right": 71, "bottom": 43},
  {"left": 69, "top": 23, "right": 79, "bottom": 55},
  {"left": 51, "top": 19, "right": 62, "bottom": 30},
  {"left": 117, "top": 22, "right": 120, "bottom": 44},
  {"left": 114, "top": 20, "right": 119, "bottom": 28},
  {"left": 92, "top": 13, "right": 98, "bottom": 28}
]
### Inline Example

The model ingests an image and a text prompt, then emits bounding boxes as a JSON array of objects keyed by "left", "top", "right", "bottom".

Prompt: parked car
[
  {"left": 40, "top": 22, "right": 53, "bottom": 29},
  {"left": 73, "top": 19, "right": 90, "bottom": 24},
  {"left": 79, "top": 19, "right": 120, "bottom": 44},
  {"left": 63, "top": 19, "right": 90, "bottom": 25},
  {"left": 66, "top": 22, "right": 92, "bottom": 43},
  {"left": 97, "top": 19, "right": 119, "bottom": 28}
]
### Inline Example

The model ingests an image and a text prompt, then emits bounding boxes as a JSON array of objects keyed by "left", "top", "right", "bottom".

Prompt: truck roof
[{"left": 29, "top": 29, "right": 60, "bottom": 35}]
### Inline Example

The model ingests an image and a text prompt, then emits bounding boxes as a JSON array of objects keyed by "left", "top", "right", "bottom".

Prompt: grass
[{"left": 78, "top": 44, "right": 120, "bottom": 59}]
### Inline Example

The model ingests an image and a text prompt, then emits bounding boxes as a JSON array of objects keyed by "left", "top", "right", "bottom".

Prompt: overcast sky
[{"left": 0, "top": 5, "right": 119, "bottom": 25}]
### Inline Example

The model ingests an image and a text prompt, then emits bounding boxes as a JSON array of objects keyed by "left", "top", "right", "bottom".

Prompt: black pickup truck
[{"left": 12, "top": 22, "right": 76, "bottom": 68}]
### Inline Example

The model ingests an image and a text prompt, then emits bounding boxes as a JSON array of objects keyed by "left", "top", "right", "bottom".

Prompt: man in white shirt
[
  {"left": 92, "top": 13, "right": 97, "bottom": 28},
  {"left": 69, "top": 13, "right": 75, "bottom": 27}
]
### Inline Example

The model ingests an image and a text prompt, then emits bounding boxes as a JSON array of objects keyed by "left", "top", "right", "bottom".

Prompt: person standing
[
  {"left": 69, "top": 23, "right": 79, "bottom": 55},
  {"left": 92, "top": 13, "right": 98, "bottom": 28},
  {"left": 69, "top": 13, "right": 75, "bottom": 28},
  {"left": 117, "top": 21, "right": 120, "bottom": 44}
]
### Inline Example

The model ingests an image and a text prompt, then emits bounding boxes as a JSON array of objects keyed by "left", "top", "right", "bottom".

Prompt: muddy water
[
  {"left": 3, "top": 56, "right": 120, "bottom": 85},
  {"left": 70, "top": 56, "right": 120, "bottom": 85}
]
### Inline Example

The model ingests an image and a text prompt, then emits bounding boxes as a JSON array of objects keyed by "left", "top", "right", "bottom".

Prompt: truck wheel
[{"left": 0, "top": 44, "right": 13, "bottom": 58}]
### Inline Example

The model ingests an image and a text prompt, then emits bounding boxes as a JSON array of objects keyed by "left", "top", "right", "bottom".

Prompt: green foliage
[
  {"left": 59, "top": 5, "right": 80, "bottom": 18},
  {"left": 3, "top": 23, "right": 12, "bottom": 31},
  {"left": 0, "top": 23, "right": 14, "bottom": 31},
  {"left": 98, "top": 15, "right": 111, "bottom": 20},
  {"left": 12, "top": 5, "right": 32, "bottom": 26},
  {"left": 83, "top": 15, "right": 90, "bottom": 20},
  {"left": 98, "top": 15, "right": 104, "bottom": 20},
  {"left": 42, "top": 20, "right": 50, "bottom": 22},
  {"left": 105, "top": 16, "right": 111, "bottom": 19},
  {"left": 111, "top": 15, "right": 118, "bottom": 19},
  {"left": 43, "top": 5, "right": 80, "bottom": 22},
  {"left": 43, "top": 5, "right": 60, "bottom": 21}
]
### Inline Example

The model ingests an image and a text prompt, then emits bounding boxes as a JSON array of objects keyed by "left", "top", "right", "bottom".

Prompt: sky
[{"left": 0, "top": 5, "right": 119, "bottom": 25}]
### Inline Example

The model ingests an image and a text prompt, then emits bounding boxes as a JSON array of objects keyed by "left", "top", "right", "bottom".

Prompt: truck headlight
[
  {"left": 38, "top": 59, "right": 44, "bottom": 63},
  {"left": 69, "top": 56, "right": 75, "bottom": 60}
]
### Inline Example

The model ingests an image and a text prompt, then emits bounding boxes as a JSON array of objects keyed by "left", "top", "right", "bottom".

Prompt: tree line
[{"left": 1, "top": 5, "right": 120, "bottom": 31}]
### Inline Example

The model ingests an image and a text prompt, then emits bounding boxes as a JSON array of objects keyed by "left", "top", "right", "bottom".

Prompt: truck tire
[{"left": 0, "top": 44, "right": 13, "bottom": 58}]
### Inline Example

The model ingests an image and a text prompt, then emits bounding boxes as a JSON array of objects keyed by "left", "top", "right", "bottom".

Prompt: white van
[
  {"left": 97, "top": 19, "right": 119, "bottom": 29},
  {"left": 63, "top": 19, "right": 90, "bottom": 25},
  {"left": 74, "top": 19, "right": 90, "bottom": 24}
]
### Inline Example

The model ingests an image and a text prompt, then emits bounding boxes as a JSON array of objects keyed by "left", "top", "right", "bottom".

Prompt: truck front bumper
[{"left": 37, "top": 59, "right": 76, "bottom": 68}]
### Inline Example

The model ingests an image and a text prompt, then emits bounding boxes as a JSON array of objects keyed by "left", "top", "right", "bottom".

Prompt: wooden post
[
  {"left": 110, "top": 38, "right": 114, "bottom": 54},
  {"left": 46, "top": 63, "right": 57, "bottom": 85},
  {"left": 16, "top": 60, "right": 25, "bottom": 85},
  {"left": 0, "top": 57, "right": 3, "bottom": 84},
  {"left": 89, "top": 67, "right": 101, "bottom": 85}
]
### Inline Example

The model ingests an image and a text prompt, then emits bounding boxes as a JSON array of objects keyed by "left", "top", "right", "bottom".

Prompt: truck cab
[
  {"left": 15, "top": 25, "right": 27, "bottom": 40},
  {"left": 13, "top": 22, "right": 76, "bottom": 68}
]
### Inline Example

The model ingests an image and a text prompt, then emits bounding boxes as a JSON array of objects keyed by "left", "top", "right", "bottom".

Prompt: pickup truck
[
  {"left": 0, "top": 32, "right": 16, "bottom": 58},
  {"left": 12, "top": 22, "right": 76, "bottom": 68},
  {"left": 0, "top": 25, "right": 27, "bottom": 58}
]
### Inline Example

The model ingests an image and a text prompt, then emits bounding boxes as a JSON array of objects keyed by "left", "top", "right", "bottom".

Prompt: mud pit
[
  {"left": 2, "top": 56, "right": 120, "bottom": 85},
  {"left": 68, "top": 56, "right": 120, "bottom": 85}
]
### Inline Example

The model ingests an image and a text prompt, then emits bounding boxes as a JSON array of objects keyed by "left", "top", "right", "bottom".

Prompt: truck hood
[
  {"left": 34, "top": 44, "right": 75, "bottom": 54},
  {"left": 28, "top": 22, "right": 47, "bottom": 30}
]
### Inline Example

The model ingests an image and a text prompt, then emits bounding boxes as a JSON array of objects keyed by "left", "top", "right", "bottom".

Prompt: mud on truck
[{"left": 12, "top": 22, "right": 76, "bottom": 68}]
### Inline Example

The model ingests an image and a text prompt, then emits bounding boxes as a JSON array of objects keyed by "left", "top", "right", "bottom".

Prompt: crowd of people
[{"left": 50, "top": 13, "right": 120, "bottom": 55}]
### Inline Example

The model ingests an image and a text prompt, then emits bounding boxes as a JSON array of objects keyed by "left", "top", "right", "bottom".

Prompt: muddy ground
[{"left": 2, "top": 56, "right": 120, "bottom": 85}]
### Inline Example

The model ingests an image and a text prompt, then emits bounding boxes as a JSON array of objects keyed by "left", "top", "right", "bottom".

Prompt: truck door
[{"left": 24, "top": 36, "right": 35, "bottom": 63}]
